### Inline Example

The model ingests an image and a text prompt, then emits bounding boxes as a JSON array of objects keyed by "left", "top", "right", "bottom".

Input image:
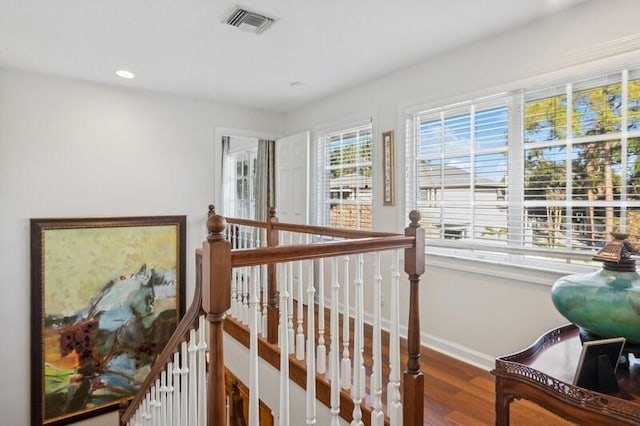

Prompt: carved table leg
[{"left": 495, "top": 377, "right": 514, "bottom": 426}]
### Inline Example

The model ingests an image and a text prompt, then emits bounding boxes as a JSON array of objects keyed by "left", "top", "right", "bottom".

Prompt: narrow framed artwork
[
  {"left": 30, "top": 215, "right": 186, "bottom": 425},
  {"left": 382, "top": 130, "right": 395, "bottom": 206}
]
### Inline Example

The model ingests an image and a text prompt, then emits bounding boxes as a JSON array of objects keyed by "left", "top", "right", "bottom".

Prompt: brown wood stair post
[
  {"left": 202, "top": 207, "right": 232, "bottom": 426},
  {"left": 403, "top": 210, "right": 425, "bottom": 426},
  {"left": 266, "top": 206, "right": 279, "bottom": 344}
]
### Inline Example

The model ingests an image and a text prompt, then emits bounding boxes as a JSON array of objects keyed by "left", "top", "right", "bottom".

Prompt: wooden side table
[{"left": 492, "top": 324, "right": 640, "bottom": 425}]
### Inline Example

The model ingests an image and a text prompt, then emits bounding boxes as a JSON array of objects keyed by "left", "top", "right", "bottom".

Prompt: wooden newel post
[
  {"left": 266, "top": 206, "right": 280, "bottom": 344},
  {"left": 202, "top": 209, "right": 231, "bottom": 426},
  {"left": 403, "top": 210, "right": 425, "bottom": 426}
]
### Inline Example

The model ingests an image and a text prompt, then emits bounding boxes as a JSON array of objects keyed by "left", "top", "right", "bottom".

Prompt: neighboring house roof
[{"left": 419, "top": 164, "right": 504, "bottom": 189}]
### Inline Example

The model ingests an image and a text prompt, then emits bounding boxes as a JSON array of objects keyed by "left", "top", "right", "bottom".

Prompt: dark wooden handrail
[
  {"left": 120, "top": 206, "right": 425, "bottom": 426},
  {"left": 120, "top": 249, "right": 205, "bottom": 425},
  {"left": 231, "top": 235, "right": 414, "bottom": 267}
]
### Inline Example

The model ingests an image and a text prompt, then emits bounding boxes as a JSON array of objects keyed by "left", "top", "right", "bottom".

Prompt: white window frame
[
  {"left": 317, "top": 122, "right": 373, "bottom": 230},
  {"left": 405, "top": 64, "right": 640, "bottom": 271}
]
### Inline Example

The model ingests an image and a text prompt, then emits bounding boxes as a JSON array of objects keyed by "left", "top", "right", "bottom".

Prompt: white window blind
[
  {"left": 406, "top": 67, "right": 640, "bottom": 262},
  {"left": 229, "top": 148, "right": 257, "bottom": 219},
  {"left": 317, "top": 123, "right": 373, "bottom": 230}
]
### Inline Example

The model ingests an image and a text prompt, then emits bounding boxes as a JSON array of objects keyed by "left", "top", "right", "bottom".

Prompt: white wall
[
  {"left": 0, "top": 68, "right": 282, "bottom": 426},
  {"left": 284, "top": 0, "right": 640, "bottom": 368}
]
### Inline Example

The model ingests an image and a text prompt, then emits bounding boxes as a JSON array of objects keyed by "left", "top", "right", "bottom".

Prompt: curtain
[
  {"left": 254, "top": 139, "right": 275, "bottom": 221},
  {"left": 221, "top": 136, "right": 233, "bottom": 216}
]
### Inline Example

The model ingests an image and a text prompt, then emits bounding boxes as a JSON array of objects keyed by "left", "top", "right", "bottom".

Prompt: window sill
[{"left": 425, "top": 248, "right": 597, "bottom": 287}]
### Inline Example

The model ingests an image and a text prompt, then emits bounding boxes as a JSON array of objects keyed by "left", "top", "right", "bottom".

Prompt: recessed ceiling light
[
  {"left": 115, "top": 69, "right": 135, "bottom": 79},
  {"left": 290, "top": 81, "right": 305, "bottom": 89}
]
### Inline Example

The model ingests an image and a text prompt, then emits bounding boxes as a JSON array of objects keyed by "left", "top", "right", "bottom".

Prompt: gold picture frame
[
  {"left": 382, "top": 130, "right": 395, "bottom": 206},
  {"left": 30, "top": 215, "right": 186, "bottom": 425}
]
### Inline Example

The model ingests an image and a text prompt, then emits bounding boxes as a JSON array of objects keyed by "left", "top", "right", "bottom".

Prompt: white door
[{"left": 276, "top": 131, "right": 309, "bottom": 225}]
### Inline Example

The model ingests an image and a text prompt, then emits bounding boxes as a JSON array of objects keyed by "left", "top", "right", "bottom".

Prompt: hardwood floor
[
  {"left": 418, "top": 344, "right": 571, "bottom": 425},
  {"left": 225, "top": 301, "right": 573, "bottom": 425}
]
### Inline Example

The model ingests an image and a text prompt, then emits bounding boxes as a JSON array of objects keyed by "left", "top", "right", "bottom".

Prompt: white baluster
[
  {"left": 249, "top": 265, "right": 260, "bottom": 426},
  {"left": 159, "top": 371, "right": 167, "bottom": 426},
  {"left": 180, "top": 342, "right": 189, "bottom": 426},
  {"left": 142, "top": 395, "right": 151, "bottom": 425},
  {"left": 231, "top": 226, "right": 238, "bottom": 318},
  {"left": 341, "top": 254, "right": 351, "bottom": 389},
  {"left": 262, "top": 262, "right": 268, "bottom": 338},
  {"left": 351, "top": 254, "right": 364, "bottom": 426},
  {"left": 388, "top": 251, "right": 403, "bottom": 425},
  {"left": 173, "top": 352, "right": 181, "bottom": 426},
  {"left": 243, "top": 227, "right": 250, "bottom": 325},
  {"left": 330, "top": 257, "right": 341, "bottom": 426},
  {"left": 166, "top": 362, "right": 174, "bottom": 426},
  {"left": 296, "top": 233, "right": 305, "bottom": 360},
  {"left": 155, "top": 380, "right": 163, "bottom": 423},
  {"left": 197, "top": 315, "right": 208, "bottom": 426},
  {"left": 287, "top": 233, "right": 295, "bottom": 354},
  {"left": 316, "top": 258, "right": 327, "bottom": 374},
  {"left": 188, "top": 329, "right": 198, "bottom": 426},
  {"left": 371, "top": 252, "right": 384, "bottom": 426},
  {"left": 279, "top": 269, "right": 291, "bottom": 426},
  {"left": 305, "top": 254, "right": 317, "bottom": 425}
]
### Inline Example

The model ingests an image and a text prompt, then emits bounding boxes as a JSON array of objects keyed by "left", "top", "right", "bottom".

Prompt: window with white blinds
[
  {"left": 229, "top": 148, "right": 257, "bottom": 219},
  {"left": 317, "top": 123, "right": 373, "bottom": 230},
  {"left": 406, "top": 67, "right": 640, "bottom": 262}
]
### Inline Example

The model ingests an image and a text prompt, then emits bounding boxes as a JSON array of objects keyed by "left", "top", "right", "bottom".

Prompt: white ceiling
[{"left": 0, "top": 0, "right": 587, "bottom": 112}]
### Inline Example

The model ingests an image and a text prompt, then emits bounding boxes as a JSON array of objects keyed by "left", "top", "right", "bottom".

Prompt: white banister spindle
[
  {"left": 316, "top": 257, "right": 327, "bottom": 374},
  {"left": 279, "top": 266, "right": 291, "bottom": 426},
  {"left": 180, "top": 342, "right": 189, "bottom": 426},
  {"left": 287, "top": 233, "right": 295, "bottom": 354},
  {"left": 173, "top": 352, "right": 181, "bottom": 426},
  {"left": 197, "top": 315, "right": 208, "bottom": 426},
  {"left": 262, "top": 262, "right": 268, "bottom": 338},
  {"left": 330, "top": 257, "right": 341, "bottom": 426},
  {"left": 243, "top": 228, "right": 250, "bottom": 325},
  {"left": 159, "top": 371, "right": 167, "bottom": 426},
  {"left": 351, "top": 253, "right": 364, "bottom": 426},
  {"left": 305, "top": 254, "right": 317, "bottom": 425},
  {"left": 341, "top": 254, "right": 351, "bottom": 390},
  {"left": 371, "top": 252, "right": 384, "bottom": 426},
  {"left": 188, "top": 329, "right": 198, "bottom": 426},
  {"left": 166, "top": 362, "right": 174, "bottom": 426},
  {"left": 296, "top": 234, "right": 305, "bottom": 360},
  {"left": 388, "top": 251, "right": 403, "bottom": 425},
  {"left": 231, "top": 226, "right": 238, "bottom": 318},
  {"left": 249, "top": 265, "right": 260, "bottom": 426}
]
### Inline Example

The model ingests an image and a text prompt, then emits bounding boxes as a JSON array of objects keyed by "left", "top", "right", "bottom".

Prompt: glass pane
[
  {"left": 417, "top": 159, "right": 442, "bottom": 201},
  {"left": 418, "top": 118, "right": 441, "bottom": 156},
  {"left": 524, "top": 94, "right": 567, "bottom": 143},
  {"left": 444, "top": 114, "right": 470, "bottom": 154},
  {"left": 420, "top": 206, "right": 442, "bottom": 239},
  {"left": 476, "top": 106, "right": 508, "bottom": 150},
  {"left": 572, "top": 141, "right": 622, "bottom": 201},
  {"left": 524, "top": 146, "right": 567, "bottom": 201},
  {"left": 523, "top": 205, "right": 568, "bottom": 249},
  {"left": 573, "top": 82, "right": 622, "bottom": 137},
  {"left": 473, "top": 204, "right": 508, "bottom": 241},
  {"left": 628, "top": 137, "right": 640, "bottom": 201},
  {"left": 629, "top": 79, "right": 640, "bottom": 130},
  {"left": 474, "top": 153, "right": 508, "bottom": 201}
]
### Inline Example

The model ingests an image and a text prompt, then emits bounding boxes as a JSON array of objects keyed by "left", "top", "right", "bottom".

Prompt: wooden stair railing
[{"left": 120, "top": 206, "right": 425, "bottom": 426}]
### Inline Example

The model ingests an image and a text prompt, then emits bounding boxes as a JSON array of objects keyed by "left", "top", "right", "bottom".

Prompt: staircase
[{"left": 119, "top": 206, "right": 425, "bottom": 426}]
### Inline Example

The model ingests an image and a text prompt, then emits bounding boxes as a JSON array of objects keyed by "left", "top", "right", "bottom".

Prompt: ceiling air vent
[{"left": 224, "top": 6, "right": 275, "bottom": 34}]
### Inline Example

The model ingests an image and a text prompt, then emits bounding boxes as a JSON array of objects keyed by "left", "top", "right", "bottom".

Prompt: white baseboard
[{"left": 361, "top": 311, "right": 495, "bottom": 371}]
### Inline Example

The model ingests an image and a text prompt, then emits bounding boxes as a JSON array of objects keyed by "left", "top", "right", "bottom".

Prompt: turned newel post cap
[
  {"left": 409, "top": 210, "right": 421, "bottom": 227},
  {"left": 269, "top": 206, "right": 277, "bottom": 218},
  {"left": 206, "top": 214, "right": 226, "bottom": 240}
]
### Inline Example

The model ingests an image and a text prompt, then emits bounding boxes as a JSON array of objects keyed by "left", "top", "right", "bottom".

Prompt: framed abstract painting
[{"left": 30, "top": 215, "right": 186, "bottom": 425}]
